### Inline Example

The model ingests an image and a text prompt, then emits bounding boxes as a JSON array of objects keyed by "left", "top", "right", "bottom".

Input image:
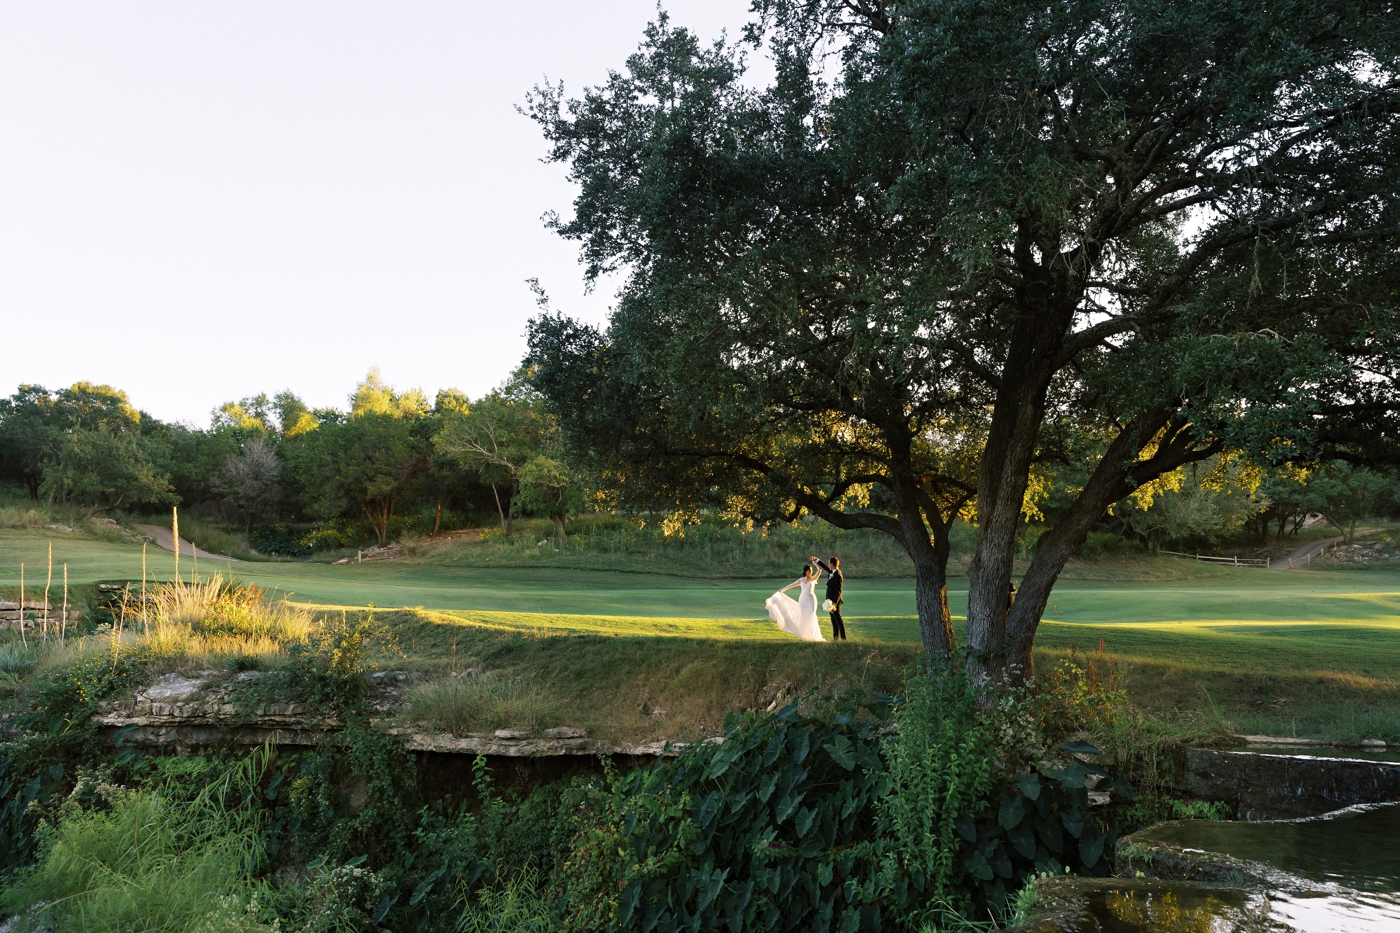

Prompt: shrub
[
  {"left": 554, "top": 702, "right": 890, "bottom": 932},
  {"left": 294, "top": 857, "right": 390, "bottom": 933},
  {"left": 0, "top": 749, "right": 276, "bottom": 933},
  {"left": 877, "top": 669, "right": 997, "bottom": 920},
  {"left": 406, "top": 673, "right": 558, "bottom": 736}
]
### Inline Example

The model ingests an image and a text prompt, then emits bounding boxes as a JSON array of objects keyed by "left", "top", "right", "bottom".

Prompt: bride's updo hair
[{"left": 801, "top": 564, "right": 814, "bottom": 577}]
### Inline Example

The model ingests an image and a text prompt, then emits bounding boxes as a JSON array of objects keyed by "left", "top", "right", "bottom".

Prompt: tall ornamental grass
[{"left": 133, "top": 575, "right": 315, "bottom": 668}]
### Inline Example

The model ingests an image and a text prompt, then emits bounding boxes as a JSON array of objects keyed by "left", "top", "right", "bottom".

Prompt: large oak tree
[{"left": 526, "top": 0, "right": 1400, "bottom": 683}]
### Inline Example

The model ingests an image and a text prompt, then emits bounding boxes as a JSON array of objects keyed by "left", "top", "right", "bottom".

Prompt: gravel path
[
  {"left": 133, "top": 524, "right": 238, "bottom": 562},
  {"left": 1270, "top": 527, "right": 1381, "bottom": 570}
]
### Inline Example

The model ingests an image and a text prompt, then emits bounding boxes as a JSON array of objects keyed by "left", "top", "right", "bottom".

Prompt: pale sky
[{"left": 0, "top": 1, "right": 757, "bottom": 425}]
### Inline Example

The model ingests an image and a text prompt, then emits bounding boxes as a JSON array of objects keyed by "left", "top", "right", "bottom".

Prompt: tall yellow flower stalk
[
  {"left": 172, "top": 506, "right": 180, "bottom": 587},
  {"left": 43, "top": 541, "right": 52, "bottom": 645}
]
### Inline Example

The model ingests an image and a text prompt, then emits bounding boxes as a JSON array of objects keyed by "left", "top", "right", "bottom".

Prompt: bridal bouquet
[{"left": 822, "top": 599, "right": 834, "bottom": 612}]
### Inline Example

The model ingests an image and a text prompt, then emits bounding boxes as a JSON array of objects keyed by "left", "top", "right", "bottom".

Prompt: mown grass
[
  {"left": 415, "top": 513, "right": 934, "bottom": 578},
  {"left": 3, "top": 527, "right": 1400, "bottom": 742}
]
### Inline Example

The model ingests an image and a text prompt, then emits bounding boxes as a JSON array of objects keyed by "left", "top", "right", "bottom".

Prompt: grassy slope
[{"left": 3, "top": 528, "right": 1399, "bottom": 741}]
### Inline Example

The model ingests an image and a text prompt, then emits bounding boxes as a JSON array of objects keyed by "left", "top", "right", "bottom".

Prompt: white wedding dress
[{"left": 766, "top": 575, "right": 825, "bottom": 642}]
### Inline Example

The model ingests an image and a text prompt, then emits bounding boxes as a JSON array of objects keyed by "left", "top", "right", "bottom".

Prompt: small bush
[
  {"left": 0, "top": 642, "right": 39, "bottom": 676},
  {"left": 878, "top": 669, "right": 997, "bottom": 919},
  {"left": 407, "top": 673, "right": 559, "bottom": 736},
  {"left": 294, "top": 859, "right": 389, "bottom": 933}
]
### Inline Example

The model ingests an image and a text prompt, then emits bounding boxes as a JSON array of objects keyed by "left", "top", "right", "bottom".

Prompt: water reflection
[
  {"left": 1245, "top": 745, "right": 1400, "bottom": 765},
  {"left": 1072, "top": 884, "right": 1400, "bottom": 932},
  {"left": 1090, "top": 886, "right": 1270, "bottom": 932},
  {"left": 1076, "top": 803, "right": 1400, "bottom": 931},
  {"left": 1138, "top": 802, "right": 1400, "bottom": 892}
]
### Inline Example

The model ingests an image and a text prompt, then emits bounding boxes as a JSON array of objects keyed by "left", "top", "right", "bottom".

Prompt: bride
[{"left": 766, "top": 563, "right": 825, "bottom": 642}]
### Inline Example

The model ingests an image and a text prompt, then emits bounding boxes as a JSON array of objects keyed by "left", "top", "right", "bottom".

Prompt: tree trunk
[
  {"left": 913, "top": 559, "right": 956, "bottom": 674},
  {"left": 491, "top": 485, "right": 508, "bottom": 532},
  {"left": 363, "top": 502, "right": 389, "bottom": 547},
  {"left": 1002, "top": 413, "right": 1205, "bottom": 677},
  {"left": 551, "top": 514, "right": 569, "bottom": 546},
  {"left": 433, "top": 496, "right": 444, "bottom": 535}
]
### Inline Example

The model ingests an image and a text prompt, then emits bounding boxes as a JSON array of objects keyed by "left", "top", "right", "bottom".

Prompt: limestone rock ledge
[
  {"left": 95, "top": 673, "right": 697, "bottom": 759},
  {"left": 397, "top": 729, "right": 687, "bottom": 758}
]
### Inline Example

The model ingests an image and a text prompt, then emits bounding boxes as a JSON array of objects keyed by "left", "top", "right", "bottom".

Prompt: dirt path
[
  {"left": 133, "top": 524, "right": 238, "bottom": 562},
  {"left": 1270, "top": 527, "right": 1382, "bottom": 570}
]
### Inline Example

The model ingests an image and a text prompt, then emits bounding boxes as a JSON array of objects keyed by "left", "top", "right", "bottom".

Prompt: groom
[{"left": 810, "top": 555, "right": 846, "bottom": 640}]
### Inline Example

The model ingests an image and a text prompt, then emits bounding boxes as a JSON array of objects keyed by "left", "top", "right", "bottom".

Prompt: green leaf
[
  {"left": 794, "top": 806, "right": 817, "bottom": 838},
  {"left": 999, "top": 794, "right": 1025, "bottom": 830},
  {"left": 1061, "top": 809, "right": 1086, "bottom": 839},
  {"left": 369, "top": 894, "right": 396, "bottom": 926},
  {"left": 1007, "top": 819, "right": 1036, "bottom": 860},
  {"left": 1014, "top": 772, "right": 1041, "bottom": 800},
  {"left": 823, "top": 735, "right": 855, "bottom": 770},
  {"left": 757, "top": 771, "right": 779, "bottom": 803},
  {"left": 762, "top": 732, "right": 784, "bottom": 767},
  {"left": 965, "top": 849, "right": 994, "bottom": 881},
  {"left": 1079, "top": 828, "right": 1106, "bottom": 868},
  {"left": 1060, "top": 740, "right": 1103, "bottom": 757},
  {"left": 1036, "top": 815, "right": 1063, "bottom": 854},
  {"left": 409, "top": 866, "right": 446, "bottom": 906},
  {"left": 774, "top": 790, "right": 807, "bottom": 823},
  {"left": 789, "top": 730, "right": 811, "bottom": 764}
]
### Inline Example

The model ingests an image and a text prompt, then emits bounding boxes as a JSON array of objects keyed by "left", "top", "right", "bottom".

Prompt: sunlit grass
[
  {"left": 132, "top": 575, "right": 315, "bottom": 668},
  {"left": 4, "top": 575, "right": 320, "bottom": 690}
]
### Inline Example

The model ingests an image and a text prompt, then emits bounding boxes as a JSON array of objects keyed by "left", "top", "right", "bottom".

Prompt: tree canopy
[{"left": 526, "top": 0, "right": 1400, "bottom": 682}]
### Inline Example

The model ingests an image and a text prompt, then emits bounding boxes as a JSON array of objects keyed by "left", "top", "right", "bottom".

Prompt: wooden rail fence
[{"left": 1158, "top": 549, "right": 1271, "bottom": 568}]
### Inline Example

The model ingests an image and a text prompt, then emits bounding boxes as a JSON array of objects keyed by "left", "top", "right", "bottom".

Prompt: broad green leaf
[
  {"left": 1060, "top": 740, "right": 1103, "bottom": 757},
  {"left": 823, "top": 735, "right": 856, "bottom": 770},
  {"left": 965, "top": 849, "right": 994, "bottom": 881},
  {"left": 999, "top": 794, "right": 1025, "bottom": 830}
]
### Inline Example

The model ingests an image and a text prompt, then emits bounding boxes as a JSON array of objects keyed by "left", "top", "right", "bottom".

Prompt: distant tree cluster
[{"left": 0, "top": 368, "right": 587, "bottom": 549}]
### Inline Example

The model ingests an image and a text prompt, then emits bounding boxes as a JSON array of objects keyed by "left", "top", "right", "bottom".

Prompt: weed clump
[
  {"left": 1, "top": 749, "right": 278, "bottom": 933},
  {"left": 406, "top": 673, "right": 558, "bottom": 736}
]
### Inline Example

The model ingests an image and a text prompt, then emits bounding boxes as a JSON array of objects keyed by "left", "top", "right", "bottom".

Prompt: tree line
[{"left": 0, "top": 369, "right": 586, "bottom": 548}]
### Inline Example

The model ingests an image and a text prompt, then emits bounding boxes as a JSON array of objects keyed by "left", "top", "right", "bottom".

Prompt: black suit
[{"left": 814, "top": 560, "right": 846, "bottom": 640}]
